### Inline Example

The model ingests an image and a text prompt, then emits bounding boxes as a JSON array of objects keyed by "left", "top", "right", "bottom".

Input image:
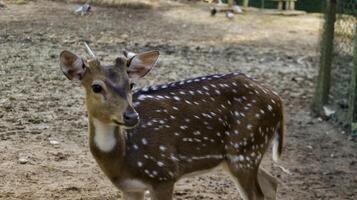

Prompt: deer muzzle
[{"left": 122, "top": 108, "right": 139, "bottom": 128}]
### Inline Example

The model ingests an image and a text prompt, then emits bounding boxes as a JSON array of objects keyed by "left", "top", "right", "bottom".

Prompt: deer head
[{"left": 59, "top": 48, "right": 159, "bottom": 128}]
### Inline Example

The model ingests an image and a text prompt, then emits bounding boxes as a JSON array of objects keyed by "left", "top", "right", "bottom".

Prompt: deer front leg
[
  {"left": 257, "top": 168, "right": 278, "bottom": 200},
  {"left": 122, "top": 191, "right": 144, "bottom": 200},
  {"left": 150, "top": 183, "right": 174, "bottom": 200}
]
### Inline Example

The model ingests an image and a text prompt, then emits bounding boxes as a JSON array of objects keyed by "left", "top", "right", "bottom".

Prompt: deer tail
[{"left": 272, "top": 106, "right": 284, "bottom": 162}]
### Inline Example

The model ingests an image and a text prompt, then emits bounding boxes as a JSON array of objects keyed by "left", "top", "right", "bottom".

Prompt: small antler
[
  {"left": 123, "top": 49, "right": 137, "bottom": 59},
  {"left": 84, "top": 42, "right": 96, "bottom": 59}
]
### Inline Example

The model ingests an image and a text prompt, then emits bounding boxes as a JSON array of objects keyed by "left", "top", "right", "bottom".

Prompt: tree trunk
[
  {"left": 312, "top": 0, "right": 337, "bottom": 114},
  {"left": 348, "top": 24, "right": 357, "bottom": 136}
]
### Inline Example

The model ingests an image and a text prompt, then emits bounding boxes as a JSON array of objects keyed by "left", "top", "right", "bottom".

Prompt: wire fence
[
  {"left": 331, "top": 0, "right": 355, "bottom": 121},
  {"left": 335, "top": 0, "right": 356, "bottom": 54}
]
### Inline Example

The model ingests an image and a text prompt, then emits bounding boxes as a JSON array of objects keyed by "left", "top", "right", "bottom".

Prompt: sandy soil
[{"left": 0, "top": 1, "right": 356, "bottom": 199}]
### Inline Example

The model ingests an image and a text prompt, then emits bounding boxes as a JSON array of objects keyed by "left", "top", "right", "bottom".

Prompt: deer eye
[
  {"left": 92, "top": 84, "right": 103, "bottom": 93},
  {"left": 130, "top": 83, "right": 135, "bottom": 90}
]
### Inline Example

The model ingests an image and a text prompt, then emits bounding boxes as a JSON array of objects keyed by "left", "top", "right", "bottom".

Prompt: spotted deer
[{"left": 59, "top": 47, "right": 284, "bottom": 200}]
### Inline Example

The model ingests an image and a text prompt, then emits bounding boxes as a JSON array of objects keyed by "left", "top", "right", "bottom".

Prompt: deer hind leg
[
  {"left": 122, "top": 191, "right": 145, "bottom": 200},
  {"left": 225, "top": 160, "right": 264, "bottom": 200},
  {"left": 150, "top": 183, "right": 174, "bottom": 200},
  {"left": 257, "top": 168, "right": 278, "bottom": 200}
]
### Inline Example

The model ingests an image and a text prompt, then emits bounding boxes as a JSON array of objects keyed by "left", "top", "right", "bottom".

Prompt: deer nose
[{"left": 123, "top": 110, "right": 139, "bottom": 127}]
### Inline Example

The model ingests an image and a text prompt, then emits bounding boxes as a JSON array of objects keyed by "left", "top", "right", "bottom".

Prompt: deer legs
[
  {"left": 123, "top": 192, "right": 145, "bottom": 200},
  {"left": 226, "top": 162, "right": 265, "bottom": 200},
  {"left": 121, "top": 168, "right": 277, "bottom": 200},
  {"left": 150, "top": 183, "right": 174, "bottom": 200},
  {"left": 226, "top": 165, "right": 278, "bottom": 200},
  {"left": 122, "top": 184, "right": 174, "bottom": 200},
  {"left": 257, "top": 168, "right": 278, "bottom": 200}
]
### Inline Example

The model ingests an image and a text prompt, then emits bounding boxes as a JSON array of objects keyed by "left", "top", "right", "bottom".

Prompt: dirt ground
[{"left": 0, "top": 1, "right": 356, "bottom": 199}]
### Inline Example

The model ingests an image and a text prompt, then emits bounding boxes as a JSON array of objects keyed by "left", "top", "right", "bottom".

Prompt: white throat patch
[{"left": 93, "top": 118, "right": 116, "bottom": 152}]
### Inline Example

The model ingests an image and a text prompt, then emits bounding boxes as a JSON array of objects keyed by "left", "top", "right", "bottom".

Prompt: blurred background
[{"left": 0, "top": 0, "right": 356, "bottom": 199}]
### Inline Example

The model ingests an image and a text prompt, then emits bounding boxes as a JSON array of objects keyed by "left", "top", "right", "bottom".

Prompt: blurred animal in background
[
  {"left": 75, "top": 2, "right": 91, "bottom": 16},
  {"left": 209, "top": 0, "right": 243, "bottom": 18},
  {"left": 204, "top": 0, "right": 221, "bottom": 3},
  {"left": 232, "top": 5, "right": 243, "bottom": 13},
  {"left": 226, "top": 11, "right": 234, "bottom": 19},
  {"left": 0, "top": 0, "right": 6, "bottom": 9},
  {"left": 210, "top": 7, "right": 217, "bottom": 16}
]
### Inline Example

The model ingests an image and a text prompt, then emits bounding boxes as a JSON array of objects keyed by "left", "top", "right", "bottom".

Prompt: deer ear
[
  {"left": 127, "top": 51, "right": 159, "bottom": 79},
  {"left": 59, "top": 50, "right": 86, "bottom": 81}
]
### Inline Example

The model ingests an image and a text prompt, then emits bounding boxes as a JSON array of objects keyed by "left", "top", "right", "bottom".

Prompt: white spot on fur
[
  {"left": 137, "top": 161, "right": 143, "bottom": 167},
  {"left": 159, "top": 145, "right": 166, "bottom": 151},
  {"left": 157, "top": 161, "right": 164, "bottom": 167}
]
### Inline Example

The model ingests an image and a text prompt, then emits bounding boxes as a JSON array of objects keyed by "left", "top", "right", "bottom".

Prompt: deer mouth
[
  {"left": 112, "top": 119, "right": 139, "bottom": 129},
  {"left": 112, "top": 119, "right": 125, "bottom": 126}
]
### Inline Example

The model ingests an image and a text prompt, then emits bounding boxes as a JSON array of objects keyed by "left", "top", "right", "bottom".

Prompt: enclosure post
[
  {"left": 312, "top": 0, "right": 337, "bottom": 114},
  {"left": 289, "top": 1, "right": 296, "bottom": 10},
  {"left": 228, "top": 0, "right": 234, "bottom": 6},
  {"left": 286, "top": 1, "right": 291, "bottom": 10},
  {"left": 348, "top": 24, "right": 357, "bottom": 136},
  {"left": 243, "top": 0, "right": 249, "bottom": 7},
  {"left": 277, "top": 1, "right": 283, "bottom": 10}
]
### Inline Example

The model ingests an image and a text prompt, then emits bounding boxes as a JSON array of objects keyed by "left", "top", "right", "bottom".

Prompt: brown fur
[{"left": 60, "top": 51, "right": 284, "bottom": 200}]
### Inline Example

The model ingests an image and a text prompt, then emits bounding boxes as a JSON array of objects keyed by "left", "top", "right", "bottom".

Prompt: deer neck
[{"left": 88, "top": 117, "right": 126, "bottom": 179}]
